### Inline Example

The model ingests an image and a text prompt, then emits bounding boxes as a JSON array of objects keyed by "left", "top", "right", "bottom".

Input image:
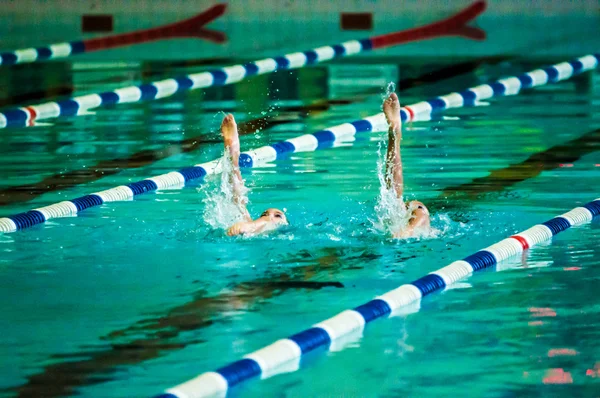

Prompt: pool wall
[{"left": 0, "top": 1, "right": 597, "bottom": 60}]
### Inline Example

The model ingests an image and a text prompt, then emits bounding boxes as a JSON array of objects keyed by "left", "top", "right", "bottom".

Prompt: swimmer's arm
[{"left": 226, "top": 219, "right": 273, "bottom": 237}]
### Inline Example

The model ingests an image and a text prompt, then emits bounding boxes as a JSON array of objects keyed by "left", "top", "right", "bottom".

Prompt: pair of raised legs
[{"left": 220, "top": 93, "right": 430, "bottom": 238}]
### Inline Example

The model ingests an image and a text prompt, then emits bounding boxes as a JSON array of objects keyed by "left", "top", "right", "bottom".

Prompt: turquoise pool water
[{"left": 1, "top": 58, "right": 599, "bottom": 397}]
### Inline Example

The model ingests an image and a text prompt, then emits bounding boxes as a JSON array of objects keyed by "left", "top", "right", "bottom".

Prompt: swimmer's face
[
  {"left": 259, "top": 208, "right": 288, "bottom": 226},
  {"left": 407, "top": 200, "right": 430, "bottom": 229}
]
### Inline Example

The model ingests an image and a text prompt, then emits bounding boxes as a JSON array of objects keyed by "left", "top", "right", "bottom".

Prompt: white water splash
[
  {"left": 371, "top": 142, "right": 412, "bottom": 236},
  {"left": 381, "top": 81, "right": 397, "bottom": 104},
  {"left": 370, "top": 140, "right": 445, "bottom": 240},
  {"left": 201, "top": 151, "right": 250, "bottom": 230},
  {"left": 428, "top": 213, "right": 453, "bottom": 238}
]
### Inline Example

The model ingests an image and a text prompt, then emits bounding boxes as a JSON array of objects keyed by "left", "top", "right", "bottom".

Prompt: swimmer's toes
[
  {"left": 383, "top": 95, "right": 401, "bottom": 126},
  {"left": 221, "top": 114, "right": 238, "bottom": 137},
  {"left": 221, "top": 113, "right": 235, "bottom": 126}
]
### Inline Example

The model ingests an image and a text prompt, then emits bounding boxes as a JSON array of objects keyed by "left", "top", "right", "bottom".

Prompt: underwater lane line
[
  {"left": 0, "top": 4, "right": 228, "bottom": 67},
  {"left": 439, "top": 128, "right": 600, "bottom": 204}
]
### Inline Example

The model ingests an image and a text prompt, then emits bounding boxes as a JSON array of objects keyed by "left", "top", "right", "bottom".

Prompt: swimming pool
[{"left": 1, "top": 56, "right": 599, "bottom": 397}]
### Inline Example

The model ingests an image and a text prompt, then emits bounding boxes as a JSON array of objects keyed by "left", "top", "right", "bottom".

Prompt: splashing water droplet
[
  {"left": 386, "top": 81, "right": 396, "bottom": 95},
  {"left": 380, "top": 81, "right": 397, "bottom": 105},
  {"left": 201, "top": 152, "right": 250, "bottom": 230},
  {"left": 370, "top": 141, "right": 412, "bottom": 236}
]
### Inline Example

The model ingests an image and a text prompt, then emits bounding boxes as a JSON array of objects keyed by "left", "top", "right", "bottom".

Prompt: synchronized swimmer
[
  {"left": 220, "top": 113, "right": 289, "bottom": 237},
  {"left": 219, "top": 93, "right": 430, "bottom": 239},
  {"left": 382, "top": 93, "right": 431, "bottom": 238}
]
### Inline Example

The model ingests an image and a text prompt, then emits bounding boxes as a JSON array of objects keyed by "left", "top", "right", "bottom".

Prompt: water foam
[
  {"left": 201, "top": 151, "right": 250, "bottom": 230},
  {"left": 371, "top": 142, "right": 412, "bottom": 236}
]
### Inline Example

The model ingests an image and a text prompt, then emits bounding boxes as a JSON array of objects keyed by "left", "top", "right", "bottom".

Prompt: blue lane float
[
  {"left": 0, "top": 54, "right": 598, "bottom": 233},
  {"left": 154, "top": 199, "right": 600, "bottom": 398}
]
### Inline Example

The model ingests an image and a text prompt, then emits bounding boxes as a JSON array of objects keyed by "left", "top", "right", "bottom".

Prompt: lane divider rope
[
  {"left": 0, "top": 1, "right": 486, "bottom": 129},
  {"left": 0, "top": 53, "right": 597, "bottom": 234},
  {"left": 154, "top": 198, "right": 600, "bottom": 398}
]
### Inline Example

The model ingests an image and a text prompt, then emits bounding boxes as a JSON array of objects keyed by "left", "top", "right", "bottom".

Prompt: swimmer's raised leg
[
  {"left": 383, "top": 93, "right": 405, "bottom": 201},
  {"left": 221, "top": 113, "right": 251, "bottom": 222},
  {"left": 382, "top": 93, "right": 431, "bottom": 238},
  {"left": 221, "top": 114, "right": 289, "bottom": 237}
]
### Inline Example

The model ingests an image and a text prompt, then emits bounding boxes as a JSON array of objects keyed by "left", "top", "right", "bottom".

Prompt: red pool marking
[
  {"left": 586, "top": 369, "right": 596, "bottom": 377},
  {"left": 24, "top": 106, "right": 37, "bottom": 126},
  {"left": 529, "top": 307, "right": 556, "bottom": 317},
  {"left": 84, "top": 4, "right": 227, "bottom": 52},
  {"left": 548, "top": 348, "right": 578, "bottom": 357},
  {"left": 559, "top": 163, "right": 573, "bottom": 167},
  {"left": 404, "top": 106, "right": 415, "bottom": 121},
  {"left": 369, "top": 1, "right": 486, "bottom": 49},
  {"left": 586, "top": 362, "right": 600, "bottom": 378},
  {"left": 563, "top": 266, "right": 581, "bottom": 271},
  {"left": 543, "top": 368, "right": 573, "bottom": 384},
  {"left": 510, "top": 235, "right": 529, "bottom": 249}
]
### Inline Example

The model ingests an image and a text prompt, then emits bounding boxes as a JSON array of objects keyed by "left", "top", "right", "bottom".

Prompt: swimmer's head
[
  {"left": 407, "top": 200, "right": 430, "bottom": 230},
  {"left": 258, "top": 208, "right": 289, "bottom": 226}
]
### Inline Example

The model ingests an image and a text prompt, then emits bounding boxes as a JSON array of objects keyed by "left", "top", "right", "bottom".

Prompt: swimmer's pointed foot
[
  {"left": 221, "top": 113, "right": 239, "bottom": 151},
  {"left": 383, "top": 93, "right": 401, "bottom": 132}
]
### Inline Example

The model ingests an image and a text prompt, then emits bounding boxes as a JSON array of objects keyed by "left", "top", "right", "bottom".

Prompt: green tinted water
[{"left": 0, "top": 58, "right": 599, "bottom": 397}]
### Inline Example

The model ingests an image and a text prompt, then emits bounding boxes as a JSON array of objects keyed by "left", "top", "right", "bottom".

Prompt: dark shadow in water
[
  {"left": 0, "top": 86, "right": 74, "bottom": 108},
  {"left": 9, "top": 248, "right": 375, "bottom": 398},
  {"left": 437, "top": 128, "right": 600, "bottom": 212}
]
